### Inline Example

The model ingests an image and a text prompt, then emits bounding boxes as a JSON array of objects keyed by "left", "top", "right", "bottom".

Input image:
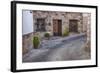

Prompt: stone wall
[
  {"left": 22, "top": 32, "right": 33, "bottom": 55},
  {"left": 33, "top": 11, "right": 83, "bottom": 36},
  {"left": 83, "top": 13, "right": 91, "bottom": 42}
]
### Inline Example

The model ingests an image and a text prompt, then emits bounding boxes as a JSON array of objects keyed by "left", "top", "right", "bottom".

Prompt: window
[{"left": 35, "top": 18, "right": 46, "bottom": 32}]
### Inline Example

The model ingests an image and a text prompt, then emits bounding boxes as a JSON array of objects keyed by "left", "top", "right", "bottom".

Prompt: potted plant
[
  {"left": 44, "top": 32, "right": 50, "bottom": 39},
  {"left": 33, "top": 36, "right": 40, "bottom": 49}
]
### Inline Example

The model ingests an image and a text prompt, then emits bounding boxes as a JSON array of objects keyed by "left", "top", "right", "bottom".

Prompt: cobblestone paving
[{"left": 23, "top": 33, "right": 90, "bottom": 62}]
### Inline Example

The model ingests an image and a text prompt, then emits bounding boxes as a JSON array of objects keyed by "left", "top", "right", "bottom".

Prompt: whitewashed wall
[{"left": 22, "top": 10, "right": 33, "bottom": 35}]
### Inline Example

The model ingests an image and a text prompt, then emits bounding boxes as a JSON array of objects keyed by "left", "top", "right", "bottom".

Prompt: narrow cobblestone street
[{"left": 23, "top": 33, "right": 90, "bottom": 62}]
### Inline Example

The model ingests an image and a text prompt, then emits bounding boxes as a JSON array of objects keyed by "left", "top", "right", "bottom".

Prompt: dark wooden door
[
  {"left": 58, "top": 20, "right": 62, "bottom": 36},
  {"left": 53, "top": 19, "right": 62, "bottom": 36},
  {"left": 69, "top": 20, "right": 78, "bottom": 32}
]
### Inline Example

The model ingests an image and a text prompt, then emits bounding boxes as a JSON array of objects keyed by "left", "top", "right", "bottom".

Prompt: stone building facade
[
  {"left": 33, "top": 11, "right": 83, "bottom": 36},
  {"left": 22, "top": 10, "right": 91, "bottom": 55}
]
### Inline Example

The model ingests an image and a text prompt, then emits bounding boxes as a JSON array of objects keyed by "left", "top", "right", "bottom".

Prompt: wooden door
[
  {"left": 58, "top": 20, "right": 62, "bottom": 36},
  {"left": 53, "top": 19, "right": 62, "bottom": 36}
]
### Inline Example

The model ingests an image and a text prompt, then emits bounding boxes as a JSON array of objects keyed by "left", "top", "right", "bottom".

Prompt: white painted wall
[{"left": 22, "top": 10, "right": 33, "bottom": 35}]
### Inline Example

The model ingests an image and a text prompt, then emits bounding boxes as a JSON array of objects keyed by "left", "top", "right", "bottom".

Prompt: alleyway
[{"left": 23, "top": 33, "right": 90, "bottom": 62}]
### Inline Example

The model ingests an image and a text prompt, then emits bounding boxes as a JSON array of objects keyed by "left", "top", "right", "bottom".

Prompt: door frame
[{"left": 53, "top": 19, "right": 62, "bottom": 36}]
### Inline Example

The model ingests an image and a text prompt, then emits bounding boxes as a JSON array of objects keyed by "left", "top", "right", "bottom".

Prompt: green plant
[
  {"left": 44, "top": 32, "right": 50, "bottom": 39},
  {"left": 62, "top": 28, "right": 69, "bottom": 37},
  {"left": 33, "top": 36, "right": 40, "bottom": 49}
]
